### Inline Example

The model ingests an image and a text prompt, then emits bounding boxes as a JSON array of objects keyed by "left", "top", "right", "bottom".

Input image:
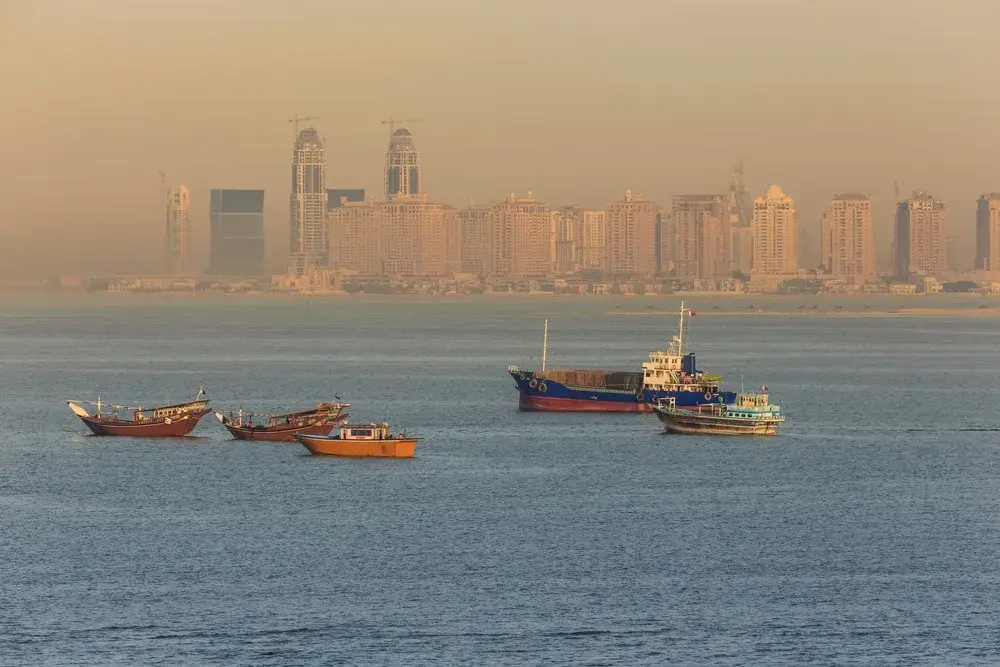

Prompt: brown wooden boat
[
  {"left": 295, "top": 421, "right": 420, "bottom": 458},
  {"left": 67, "top": 390, "right": 211, "bottom": 437},
  {"left": 215, "top": 402, "right": 349, "bottom": 442}
]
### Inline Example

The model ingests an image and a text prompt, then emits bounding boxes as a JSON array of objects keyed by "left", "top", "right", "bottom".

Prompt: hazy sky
[{"left": 2, "top": 0, "right": 998, "bottom": 276}]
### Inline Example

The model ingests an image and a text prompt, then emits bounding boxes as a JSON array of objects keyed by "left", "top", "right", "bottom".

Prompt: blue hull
[{"left": 509, "top": 369, "right": 737, "bottom": 413}]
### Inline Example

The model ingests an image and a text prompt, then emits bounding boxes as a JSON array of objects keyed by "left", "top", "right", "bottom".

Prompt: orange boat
[
  {"left": 295, "top": 421, "right": 420, "bottom": 458},
  {"left": 67, "top": 389, "right": 211, "bottom": 437},
  {"left": 215, "top": 402, "right": 349, "bottom": 442}
]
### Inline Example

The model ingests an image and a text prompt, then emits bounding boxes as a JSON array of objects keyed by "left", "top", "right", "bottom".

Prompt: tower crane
[
  {"left": 380, "top": 116, "right": 424, "bottom": 140},
  {"left": 289, "top": 113, "right": 321, "bottom": 136}
]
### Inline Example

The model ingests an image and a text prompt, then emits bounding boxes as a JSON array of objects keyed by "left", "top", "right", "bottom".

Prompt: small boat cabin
[{"left": 339, "top": 422, "right": 392, "bottom": 440}]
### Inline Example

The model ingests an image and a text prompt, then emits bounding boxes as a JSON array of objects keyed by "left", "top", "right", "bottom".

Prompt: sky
[{"left": 1, "top": 0, "right": 998, "bottom": 276}]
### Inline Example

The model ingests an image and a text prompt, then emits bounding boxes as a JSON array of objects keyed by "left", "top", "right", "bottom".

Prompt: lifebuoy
[
  {"left": 529, "top": 379, "right": 538, "bottom": 389},
  {"left": 704, "top": 391, "right": 712, "bottom": 401},
  {"left": 538, "top": 382, "right": 548, "bottom": 393}
]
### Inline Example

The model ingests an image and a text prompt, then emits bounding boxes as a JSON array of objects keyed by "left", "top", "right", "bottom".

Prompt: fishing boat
[
  {"left": 215, "top": 402, "right": 350, "bottom": 442},
  {"left": 651, "top": 387, "right": 784, "bottom": 436},
  {"left": 295, "top": 421, "right": 420, "bottom": 458},
  {"left": 67, "top": 388, "right": 212, "bottom": 437},
  {"left": 508, "top": 302, "right": 736, "bottom": 412}
]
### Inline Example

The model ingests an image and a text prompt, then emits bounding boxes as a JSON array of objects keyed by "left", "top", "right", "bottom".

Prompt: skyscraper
[
  {"left": 382, "top": 197, "right": 449, "bottom": 276},
  {"left": 166, "top": 184, "right": 191, "bottom": 274},
  {"left": 289, "top": 127, "right": 328, "bottom": 275},
  {"left": 552, "top": 208, "right": 578, "bottom": 275},
  {"left": 209, "top": 189, "right": 265, "bottom": 275},
  {"left": 457, "top": 206, "right": 492, "bottom": 274},
  {"left": 820, "top": 194, "right": 875, "bottom": 280},
  {"left": 728, "top": 161, "right": 752, "bottom": 228},
  {"left": 328, "top": 197, "right": 454, "bottom": 277},
  {"left": 329, "top": 200, "right": 386, "bottom": 275},
  {"left": 671, "top": 194, "right": 731, "bottom": 280},
  {"left": 487, "top": 191, "right": 552, "bottom": 277},
  {"left": 894, "top": 191, "right": 946, "bottom": 278},
  {"left": 976, "top": 193, "right": 1000, "bottom": 271},
  {"left": 385, "top": 128, "right": 420, "bottom": 200},
  {"left": 577, "top": 209, "right": 607, "bottom": 271},
  {"left": 751, "top": 185, "right": 797, "bottom": 276},
  {"left": 731, "top": 227, "right": 753, "bottom": 275},
  {"left": 605, "top": 190, "right": 658, "bottom": 276}
]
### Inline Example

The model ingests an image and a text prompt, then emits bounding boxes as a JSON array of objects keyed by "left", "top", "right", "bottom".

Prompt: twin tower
[{"left": 289, "top": 126, "right": 420, "bottom": 276}]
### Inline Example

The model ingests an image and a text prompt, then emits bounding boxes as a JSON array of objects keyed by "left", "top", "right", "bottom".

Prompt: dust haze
[{"left": 1, "top": 0, "right": 997, "bottom": 277}]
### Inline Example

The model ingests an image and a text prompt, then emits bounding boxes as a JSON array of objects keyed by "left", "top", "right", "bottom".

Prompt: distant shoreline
[{"left": 606, "top": 308, "right": 1000, "bottom": 317}]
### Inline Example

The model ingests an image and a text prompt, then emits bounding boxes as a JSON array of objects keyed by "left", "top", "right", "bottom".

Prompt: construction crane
[
  {"left": 380, "top": 116, "right": 424, "bottom": 140},
  {"left": 289, "top": 113, "right": 321, "bottom": 136}
]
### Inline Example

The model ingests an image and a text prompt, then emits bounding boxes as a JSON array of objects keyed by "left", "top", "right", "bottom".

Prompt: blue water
[{"left": 2, "top": 295, "right": 1000, "bottom": 665}]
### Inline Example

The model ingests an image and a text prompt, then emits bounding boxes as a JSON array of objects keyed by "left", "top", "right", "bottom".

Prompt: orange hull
[{"left": 295, "top": 434, "right": 419, "bottom": 458}]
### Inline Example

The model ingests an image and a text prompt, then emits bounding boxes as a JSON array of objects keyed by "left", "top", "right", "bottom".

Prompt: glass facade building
[{"left": 209, "top": 189, "right": 265, "bottom": 275}]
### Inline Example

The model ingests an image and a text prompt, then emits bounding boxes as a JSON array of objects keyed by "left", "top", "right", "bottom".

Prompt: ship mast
[
  {"left": 677, "top": 301, "right": 685, "bottom": 356},
  {"left": 541, "top": 319, "right": 549, "bottom": 373}
]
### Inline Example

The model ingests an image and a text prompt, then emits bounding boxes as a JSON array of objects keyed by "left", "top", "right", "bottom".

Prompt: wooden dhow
[
  {"left": 215, "top": 402, "right": 349, "bottom": 442},
  {"left": 67, "top": 388, "right": 212, "bottom": 437}
]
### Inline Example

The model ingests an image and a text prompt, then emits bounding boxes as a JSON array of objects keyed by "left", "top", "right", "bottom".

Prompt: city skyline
[
  {"left": 77, "top": 120, "right": 1000, "bottom": 285},
  {"left": 3, "top": 1, "right": 1000, "bottom": 277},
  {"left": 7, "top": 110, "right": 999, "bottom": 279}
]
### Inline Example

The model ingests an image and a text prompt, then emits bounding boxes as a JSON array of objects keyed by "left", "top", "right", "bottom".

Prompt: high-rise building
[
  {"left": 326, "top": 188, "right": 366, "bottom": 211},
  {"left": 329, "top": 196, "right": 452, "bottom": 277},
  {"left": 289, "top": 127, "right": 328, "bottom": 275},
  {"left": 576, "top": 209, "right": 607, "bottom": 272},
  {"left": 751, "top": 185, "right": 797, "bottom": 276},
  {"left": 487, "top": 191, "right": 552, "bottom": 278},
  {"left": 820, "top": 194, "right": 875, "bottom": 280},
  {"left": 728, "top": 161, "right": 752, "bottom": 229},
  {"left": 385, "top": 128, "right": 420, "bottom": 200},
  {"left": 727, "top": 162, "right": 753, "bottom": 277},
  {"left": 658, "top": 212, "right": 675, "bottom": 275},
  {"left": 209, "top": 189, "right": 265, "bottom": 275},
  {"left": 444, "top": 206, "right": 462, "bottom": 276},
  {"left": 552, "top": 208, "right": 578, "bottom": 275},
  {"left": 329, "top": 200, "right": 386, "bottom": 275},
  {"left": 606, "top": 190, "right": 658, "bottom": 276},
  {"left": 893, "top": 191, "right": 946, "bottom": 278},
  {"left": 976, "top": 193, "right": 1000, "bottom": 271},
  {"left": 457, "top": 206, "right": 492, "bottom": 274},
  {"left": 166, "top": 184, "right": 191, "bottom": 274},
  {"left": 731, "top": 227, "right": 753, "bottom": 275},
  {"left": 382, "top": 196, "right": 449, "bottom": 276},
  {"left": 671, "top": 194, "right": 731, "bottom": 280}
]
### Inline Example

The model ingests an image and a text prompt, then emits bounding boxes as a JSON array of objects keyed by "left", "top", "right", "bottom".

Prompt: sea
[{"left": 2, "top": 293, "right": 1000, "bottom": 666}]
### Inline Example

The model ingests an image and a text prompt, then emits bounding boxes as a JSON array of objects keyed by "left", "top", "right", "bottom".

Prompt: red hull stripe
[{"left": 518, "top": 395, "right": 651, "bottom": 413}]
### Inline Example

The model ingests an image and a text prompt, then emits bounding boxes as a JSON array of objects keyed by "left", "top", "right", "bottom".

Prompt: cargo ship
[{"left": 507, "top": 303, "right": 736, "bottom": 412}]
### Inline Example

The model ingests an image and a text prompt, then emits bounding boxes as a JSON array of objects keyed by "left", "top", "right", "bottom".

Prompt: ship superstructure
[{"left": 508, "top": 303, "right": 736, "bottom": 412}]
